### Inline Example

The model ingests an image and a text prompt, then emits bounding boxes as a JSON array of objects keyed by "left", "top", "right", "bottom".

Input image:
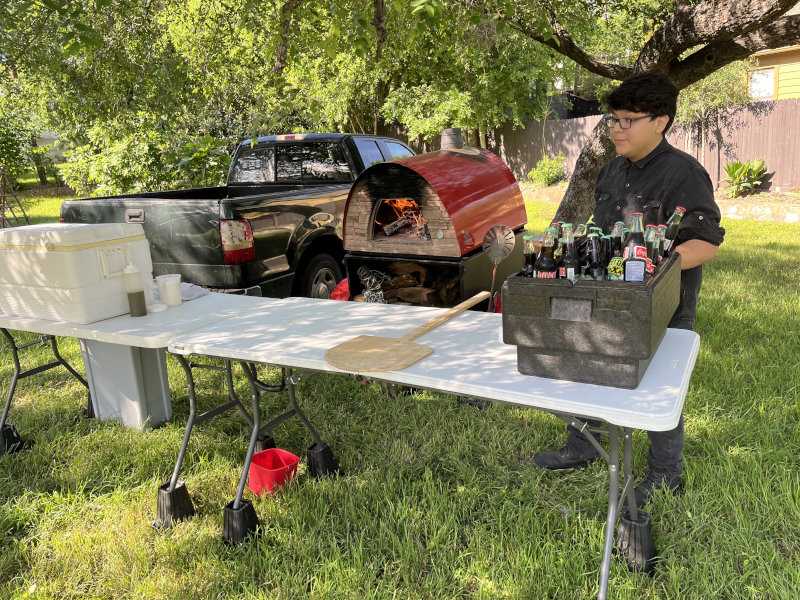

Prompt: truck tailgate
[{"left": 61, "top": 197, "right": 246, "bottom": 288}]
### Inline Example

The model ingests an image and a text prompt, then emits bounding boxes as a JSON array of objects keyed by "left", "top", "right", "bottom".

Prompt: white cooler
[{"left": 0, "top": 222, "right": 154, "bottom": 324}]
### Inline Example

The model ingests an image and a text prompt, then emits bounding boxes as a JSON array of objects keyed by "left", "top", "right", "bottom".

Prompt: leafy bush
[
  {"left": 721, "top": 158, "right": 766, "bottom": 197},
  {"left": 0, "top": 100, "right": 34, "bottom": 186},
  {"left": 527, "top": 153, "right": 567, "bottom": 187},
  {"left": 61, "top": 127, "right": 175, "bottom": 196},
  {"left": 165, "top": 135, "right": 231, "bottom": 189}
]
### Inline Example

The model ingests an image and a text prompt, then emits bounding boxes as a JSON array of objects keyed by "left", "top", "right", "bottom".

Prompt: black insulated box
[{"left": 501, "top": 253, "right": 681, "bottom": 389}]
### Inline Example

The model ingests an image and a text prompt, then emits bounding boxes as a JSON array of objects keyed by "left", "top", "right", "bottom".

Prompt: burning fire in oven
[{"left": 372, "top": 198, "right": 430, "bottom": 240}]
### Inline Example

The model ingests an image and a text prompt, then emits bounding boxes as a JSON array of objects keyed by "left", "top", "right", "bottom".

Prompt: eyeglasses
[{"left": 603, "top": 114, "right": 654, "bottom": 129}]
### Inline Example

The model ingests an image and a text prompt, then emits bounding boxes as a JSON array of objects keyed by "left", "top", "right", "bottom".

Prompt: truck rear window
[{"left": 229, "top": 143, "right": 352, "bottom": 184}]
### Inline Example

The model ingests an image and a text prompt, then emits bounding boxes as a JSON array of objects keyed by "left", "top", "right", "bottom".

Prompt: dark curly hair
[{"left": 606, "top": 71, "right": 679, "bottom": 134}]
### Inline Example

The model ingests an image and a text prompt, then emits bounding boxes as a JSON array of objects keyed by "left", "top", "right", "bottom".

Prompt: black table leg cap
[
  {"left": 0, "top": 423, "right": 23, "bottom": 456},
  {"left": 616, "top": 509, "right": 657, "bottom": 574},
  {"left": 154, "top": 480, "right": 195, "bottom": 529},
  {"left": 222, "top": 499, "right": 259, "bottom": 545},
  {"left": 255, "top": 433, "right": 276, "bottom": 453},
  {"left": 307, "top": 441, "right": 342, "bottom": 479}
]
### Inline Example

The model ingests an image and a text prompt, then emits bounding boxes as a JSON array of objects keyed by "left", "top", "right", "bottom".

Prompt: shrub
[
  {"left": 528, "top": 153, "right": 567, "bottom": 187},
  {"left": 721, "top": 158, "right": 766, "bottom": 197},
  {"left": 61, "top": 127, "right": 175, "bottom": 196},
  {"left": 165, "top": 135, "right": 231, "bottom": 189}
]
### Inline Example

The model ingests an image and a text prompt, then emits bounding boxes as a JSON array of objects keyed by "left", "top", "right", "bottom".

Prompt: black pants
[{"left": 564, "top": 316, "right": 694, "bottom": 477}]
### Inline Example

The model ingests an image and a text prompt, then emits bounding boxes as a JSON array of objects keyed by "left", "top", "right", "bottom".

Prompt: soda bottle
[
  {"left": 522, "top": 234, "right": 536, "bottom": 277},
  {"left": 584, "top": 233, "right": 606, "bottom": 280},
  {"left": 558, "top": 223, "right": 580, "bottom": 282},
  {"left": 606, "top": 222, "right": 625, "bottom": 280},
  {"left": 610, "top": 221, "right": 624, "bottom": 256},
  {"left": 651, "top": 229, "right": 664, "bottom": 270},
  {"left": 550, "top": 221, "right": 563, "bottom": 242},
  {"left": 656, "top": 224, "right": 667, "bottom": 262},
  {"left": 600, "top": 234, "right": 612, "bottom": 267},
  {"left": 623, "top": 212, "right": 647, "bottom": 282},
  {"left": 535, "top": 227, "right": 557, "bottom": 279},
  {"left": 663, "top": 206, "right": 686, "bottom": 253},
  {"left": 644, "top": 224, "right": 657, "bottom": 275}
]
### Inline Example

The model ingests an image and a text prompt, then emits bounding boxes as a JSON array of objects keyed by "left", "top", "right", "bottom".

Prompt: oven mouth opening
[{"left": 370, "top": 197, "right": 431, "bottom": 242}]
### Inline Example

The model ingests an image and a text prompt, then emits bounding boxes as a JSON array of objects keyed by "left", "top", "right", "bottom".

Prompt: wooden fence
[{"left": 486, "top": 97, "right": 800, "bottom": 191}]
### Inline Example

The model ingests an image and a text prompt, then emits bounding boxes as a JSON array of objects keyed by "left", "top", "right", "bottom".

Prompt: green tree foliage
[
  {"left": 3, "top": 0, "right": 798, "bottom": 200},
  {"left": 0, "top": 80, "right": 38, "bottom": 184}
]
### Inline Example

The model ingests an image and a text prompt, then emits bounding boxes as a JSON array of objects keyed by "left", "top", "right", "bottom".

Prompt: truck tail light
[{"left": 220, "top": 219, "right": 255, "bottom": 264}]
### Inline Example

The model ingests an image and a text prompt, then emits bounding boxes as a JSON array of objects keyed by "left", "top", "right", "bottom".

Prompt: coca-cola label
[
  {"left": 537, "top": 270, "right": 557, "bottom": 279},
  {"left": 623, "top": 245, "right": 648, "bottom": 260},
  {"left": 558, "top": 267, "right": 566, "bottom": 278}
]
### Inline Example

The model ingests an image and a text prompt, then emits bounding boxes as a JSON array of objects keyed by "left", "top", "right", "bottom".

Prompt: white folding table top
[
  {"left": 0, "top": 292, "right": 265, "bottom": 348},
  {"left": 168, "top": 297, "right": 700, "bottom": 431}
]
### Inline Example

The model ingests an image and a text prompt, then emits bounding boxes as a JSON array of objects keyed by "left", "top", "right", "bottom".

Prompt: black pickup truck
[{"left": 60, "top": 133, "right": 415, "bottom": 298}]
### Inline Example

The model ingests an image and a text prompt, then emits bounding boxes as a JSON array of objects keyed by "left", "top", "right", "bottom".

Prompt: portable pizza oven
[{"left": 342, "top": 147, "right": 527, "bottom": 307}]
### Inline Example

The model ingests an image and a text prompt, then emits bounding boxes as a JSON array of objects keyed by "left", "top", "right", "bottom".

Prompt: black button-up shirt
[{"left": 593, "top": 138, "right": 725, "bottom": 329}]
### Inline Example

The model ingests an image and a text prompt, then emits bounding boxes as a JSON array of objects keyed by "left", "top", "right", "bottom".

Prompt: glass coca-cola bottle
[
  {"left": 663, "top": 206, "right": 686, "bottom": 253},
  {"left": 623, "top": 212, "right": 647, "bottom": 282},
  {"left": 644, "top": 224, "right": 657, "bottom": 275}
]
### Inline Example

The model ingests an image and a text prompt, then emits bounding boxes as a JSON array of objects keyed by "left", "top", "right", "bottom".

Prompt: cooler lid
[{"left": 0, "top": 223, "right": 146, "bottom": 250}]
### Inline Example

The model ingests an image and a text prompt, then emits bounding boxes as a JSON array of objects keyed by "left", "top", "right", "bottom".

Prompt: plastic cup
[
  {"left": 156, "top": 274, "right": 182, "bottom": 306},
  {"left": 247, "top": 448, "right": 300, "bottom": 496}
]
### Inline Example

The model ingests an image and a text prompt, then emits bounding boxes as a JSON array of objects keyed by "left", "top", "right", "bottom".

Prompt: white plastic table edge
[
  {"left": 0, "top": 292, "right": 266, "bottom": 348},
  {"left": 167, "top": 297, "right": 701, "bottom": 431}
]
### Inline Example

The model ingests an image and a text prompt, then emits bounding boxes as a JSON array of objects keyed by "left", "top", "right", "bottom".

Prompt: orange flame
[{"left": 376, "top": 198, "right": 427, "bottom": 231}]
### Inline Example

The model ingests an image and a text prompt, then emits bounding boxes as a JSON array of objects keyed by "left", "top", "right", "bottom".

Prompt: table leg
[
  {"left": 597, "top": 426, "right": 620, "bottom": 600},
  {"left": 222, "top": 361, "right": 262, "bottom": 545},
  {"left": 615, "top": 426, "right": 657, "bottom": 574},
  {"left": 1, "top": 329, "right": 88, "bottom": 455},
  {"left": 285, "top": 370, "right": 341, "bottom": 479},
  {"left": 154, "top": 354, "right": 196, "bottom": 528}
]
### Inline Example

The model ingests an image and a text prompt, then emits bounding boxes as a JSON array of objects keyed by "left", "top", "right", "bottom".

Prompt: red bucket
[{"left": 248, "top": 448, "right": 300, "bottom": 496}]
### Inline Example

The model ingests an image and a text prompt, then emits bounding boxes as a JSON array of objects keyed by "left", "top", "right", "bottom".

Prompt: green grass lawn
[{"left": 1, "top": 194, "right": 799, "bottom": 599}]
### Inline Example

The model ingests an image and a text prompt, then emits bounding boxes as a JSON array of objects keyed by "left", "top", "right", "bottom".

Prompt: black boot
[
  {"left": 533, "top": 444, "right": 599, "bottom": 470},
  {"left": 633, "top": 470, "right": 684, "bottom": 508}
]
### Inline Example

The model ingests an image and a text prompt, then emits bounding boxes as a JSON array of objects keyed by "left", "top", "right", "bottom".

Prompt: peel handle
[{"left": 399, "top": 291, "right": 490, "bottom": 342}]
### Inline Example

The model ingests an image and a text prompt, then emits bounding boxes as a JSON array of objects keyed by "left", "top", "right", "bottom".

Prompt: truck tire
[{"left": 300, "top": 253, "right": 343, "bottom": 299}]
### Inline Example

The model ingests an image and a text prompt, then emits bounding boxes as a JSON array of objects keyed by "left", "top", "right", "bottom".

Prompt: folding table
[
  {"left": 166, "top": 296, "right": 700, "bottom": 600},
  {"left": 0, "top": 292, "right": 262, "bottom": 452}
]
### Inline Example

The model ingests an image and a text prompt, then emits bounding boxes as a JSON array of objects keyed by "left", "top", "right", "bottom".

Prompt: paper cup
[{"left": 156, "top": 274, "right": 182, "bottom": 306}]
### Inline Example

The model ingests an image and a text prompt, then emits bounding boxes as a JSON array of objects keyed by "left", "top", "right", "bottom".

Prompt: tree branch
[
  {"left": 668, "top": 13, "right": 800, "bottom": 88},
  {"left": 636, "top": 0, "right": 796, "bottom": 72},
  {"left": 372, "top": 0, "right": 387, "bottom": 64},
  {"left": 504, "top": 15, "right": 632, "bottom": 81},
  {"left": 273, "top": 0, "right": 305, "bottom": 75}
]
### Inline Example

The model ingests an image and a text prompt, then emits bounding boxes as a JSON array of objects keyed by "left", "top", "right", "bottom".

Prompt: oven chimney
[{"left": 440, "top": 128, "right": 464, "bottom": 150}]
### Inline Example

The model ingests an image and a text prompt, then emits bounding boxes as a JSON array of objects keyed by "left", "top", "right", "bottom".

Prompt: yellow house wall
[{"left": 756, "top": 48, "right": 800, "bottom": 99}]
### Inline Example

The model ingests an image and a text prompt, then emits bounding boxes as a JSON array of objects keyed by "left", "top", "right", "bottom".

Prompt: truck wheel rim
[{"left": 311, "top": 268, "right": 338, "bottom": 298}]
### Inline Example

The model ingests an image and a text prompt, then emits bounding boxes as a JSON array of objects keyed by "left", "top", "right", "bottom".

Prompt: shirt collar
[{"left": 629, "top": 137, "right": 671, "bottom": 169}]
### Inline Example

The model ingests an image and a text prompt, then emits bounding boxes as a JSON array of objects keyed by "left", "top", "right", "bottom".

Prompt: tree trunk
[
  {"left": 553, "top": 119, "right": 616, "bottom": 224},
  {"left": 29, "top": 136, "right": 48, "bottom": 185}
]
